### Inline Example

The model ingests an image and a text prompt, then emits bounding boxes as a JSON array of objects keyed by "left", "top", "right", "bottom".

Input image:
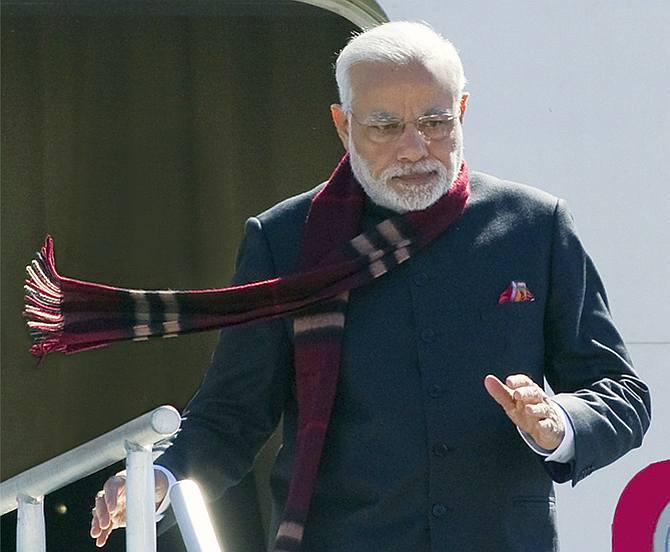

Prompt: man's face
[{"left": 332, "top": 62, "right": 467, "bottom": 212}]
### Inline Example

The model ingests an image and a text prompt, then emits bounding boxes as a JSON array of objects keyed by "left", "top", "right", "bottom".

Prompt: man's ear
[
  {"left": 459, "top": 93, "right": 469, "bottom": 124},
  {"left": 330, "top": 104, "right": 350, "bottom": 151}
]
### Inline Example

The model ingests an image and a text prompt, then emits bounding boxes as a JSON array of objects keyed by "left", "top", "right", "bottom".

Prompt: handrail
[
  {"left": 170, "top": 480, "right": 223, "bottom": 552},
  {"left": 0, "top": 405, "right": 181, "bottom": 516}
]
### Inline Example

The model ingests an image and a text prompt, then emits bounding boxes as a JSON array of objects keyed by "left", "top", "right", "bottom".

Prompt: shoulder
[
  {"left": 466, "top": 170, "right": 562, "bottom": 229},
  {"left": 251, "top": 182, "right": 325, "bottom": 274},
  {"left": 455, "top": 170, "right": 570, "bottom": 253},
  {"left": 256, "top": 182, "right": 325, "bottom": 228},
  {"left": 469, "top": 170, "right": 559, "bottom": 213}
]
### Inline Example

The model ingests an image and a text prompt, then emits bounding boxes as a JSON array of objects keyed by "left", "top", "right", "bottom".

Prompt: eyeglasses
[{"left": 348, "top": 110, "right": 459, "bottom": 144}]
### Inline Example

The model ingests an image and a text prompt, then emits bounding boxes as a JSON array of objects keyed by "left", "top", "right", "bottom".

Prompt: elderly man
[{"left": 90, "top": 21, "right": 650, "bottom": 551}]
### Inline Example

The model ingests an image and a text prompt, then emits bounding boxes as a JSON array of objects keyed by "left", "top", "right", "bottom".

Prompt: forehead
[{"left": 349, "top": 61, "right": 458, "bottom": 117}]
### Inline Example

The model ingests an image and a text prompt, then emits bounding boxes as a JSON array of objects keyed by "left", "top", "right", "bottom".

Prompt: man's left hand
[{"left": 484, "top": 374, "right": 565, "bottom": 451}]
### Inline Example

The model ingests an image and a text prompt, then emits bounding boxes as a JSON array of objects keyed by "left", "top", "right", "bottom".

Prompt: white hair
[{"left": 335, "top": 21, "right": 467, "bottom": 110}]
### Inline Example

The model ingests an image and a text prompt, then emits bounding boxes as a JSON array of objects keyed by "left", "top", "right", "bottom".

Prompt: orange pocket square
[{"left": 498, "top": 281, "right": 535, "bottom": 304}]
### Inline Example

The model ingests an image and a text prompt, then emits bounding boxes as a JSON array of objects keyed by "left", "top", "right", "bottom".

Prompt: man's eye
[
  {"left": 372, "top": 123, "right": 401, "bottom": 133},
  {"left": 421, "top": 119, "right": 446, "bottom": 129}
]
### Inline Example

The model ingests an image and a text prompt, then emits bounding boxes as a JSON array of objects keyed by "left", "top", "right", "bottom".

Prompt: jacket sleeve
[
  {"left": 542, "top": 199, "right": 651, "bottom": 485},
  {"left": 155, "top": 216, "right": 293, "bottom": 500}
]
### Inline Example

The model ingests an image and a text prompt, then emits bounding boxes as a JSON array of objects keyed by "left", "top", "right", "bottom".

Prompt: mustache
[{"left": 383, "top": 160, "right": 447, "bottom": 179}]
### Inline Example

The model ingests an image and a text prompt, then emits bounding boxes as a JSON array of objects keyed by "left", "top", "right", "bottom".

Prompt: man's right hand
[{"left": 90, "top": 469, "right": 169, "bottom": 548}]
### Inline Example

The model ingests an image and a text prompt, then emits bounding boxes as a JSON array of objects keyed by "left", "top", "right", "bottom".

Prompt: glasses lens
[
  {"left": 368, "top": 123, "right": 403, "bottom": 143},
  {"left": 417, "top": 117, "right": 454, "bottom": 140}
]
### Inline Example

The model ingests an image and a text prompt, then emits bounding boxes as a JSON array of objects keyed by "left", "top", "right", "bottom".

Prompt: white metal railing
[
  {"left": 171, "top": 480, "right": 223, "bottom": 551},
  {"left": 0, "top": 405, "right": 218, "bottom": 551}
]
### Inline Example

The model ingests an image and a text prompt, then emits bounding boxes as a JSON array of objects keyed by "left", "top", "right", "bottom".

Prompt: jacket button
[
  {"left": 413, "top": 272, "right": 429, "bottom": 286},
  {"left": 428, "top": 385, "right": 443, "bottom": 398},
  {"left": 421, "top": 328, "right": 435, "bottom": 342},
  {"left": 432, "top": 443, "right": 451, "bottom": 457},
  {"left": 432, "top": 503, "right": 447, "bottom": 518}
]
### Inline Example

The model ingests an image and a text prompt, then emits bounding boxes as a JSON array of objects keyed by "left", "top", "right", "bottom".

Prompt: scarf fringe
[{"left": 23, "top": 236, "right": 67, "bottom": 356}]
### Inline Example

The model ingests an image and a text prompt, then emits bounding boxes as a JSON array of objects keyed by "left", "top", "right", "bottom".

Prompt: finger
[
  {"left": 524, "top": 403, "right": 553, "bottom": 418},
  {"left": 111, "top": 504, "right": 127, "bottom": 528},
  {"left": 512, "top": 386, "right": 546, "bottom": 404},
  {"left": 537, "top": 418, "right": 558, "bottom": 434},
  {"left": 97, "top": 513, "right": 120, "bottom": 548},
  {"left": 505, "top": 374, "right": 535, "bottom": 389},
  {"left": 90, "top": 510, "right": 101, "bottom": 538},
  {"left": 103, "top": 476, "right": 124, "bottom": 513},
  {"left": 96, "top": 526, "right": 112, "bottom": 548},
  {"left": 91, "top": 511, "right": 109, "bottom": 547},
  {"left": 95, "top": 493, "right": 110, "bottom": 530},
  {"left": 484, "top": 375, "right": 515, "bottom": 411}
]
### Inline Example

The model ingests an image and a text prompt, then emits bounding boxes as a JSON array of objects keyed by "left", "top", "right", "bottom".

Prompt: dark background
[{"left": 1, "top": 1, "right": 359, "bottom": 549}]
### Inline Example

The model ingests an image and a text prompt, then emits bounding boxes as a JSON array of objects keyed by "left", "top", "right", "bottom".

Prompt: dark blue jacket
[{"left": 158, "top": 171, "right": 651, "bottom": 551}]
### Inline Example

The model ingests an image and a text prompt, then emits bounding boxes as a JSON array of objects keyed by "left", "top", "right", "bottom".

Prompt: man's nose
[{"left": 395, "top": 123, "right": 429, "bottom": 163}]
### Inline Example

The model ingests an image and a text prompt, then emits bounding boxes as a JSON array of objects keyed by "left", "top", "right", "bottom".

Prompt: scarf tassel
[{"left": 23, "top": 236, "right": 68, "bottom": 356}]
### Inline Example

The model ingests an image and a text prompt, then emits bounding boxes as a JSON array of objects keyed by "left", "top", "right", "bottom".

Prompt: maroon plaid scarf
[{"left": 24, "top": 154, "right": 469, "bottom": 549}]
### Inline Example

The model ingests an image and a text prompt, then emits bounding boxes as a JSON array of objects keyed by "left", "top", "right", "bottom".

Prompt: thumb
[{"left": 484, "top": 374, "right": 515, "bottom": 410}]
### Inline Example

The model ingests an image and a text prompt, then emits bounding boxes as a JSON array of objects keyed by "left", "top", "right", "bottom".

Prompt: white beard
[{"left": 348, "top": 129, "right": 463, "bottom": 213}]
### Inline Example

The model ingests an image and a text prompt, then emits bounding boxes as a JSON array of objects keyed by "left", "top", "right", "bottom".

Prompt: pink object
[
  {"left": 498, "top": 281, "right": 535, "bottom": 304},
  {"left": 612, "top": 460, "right": 670, "bottom": 551}
]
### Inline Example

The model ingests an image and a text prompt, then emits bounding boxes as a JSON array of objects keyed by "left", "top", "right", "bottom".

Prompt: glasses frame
[{"left": 347, "top": 110, "right": 459, "bottom": 144}]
